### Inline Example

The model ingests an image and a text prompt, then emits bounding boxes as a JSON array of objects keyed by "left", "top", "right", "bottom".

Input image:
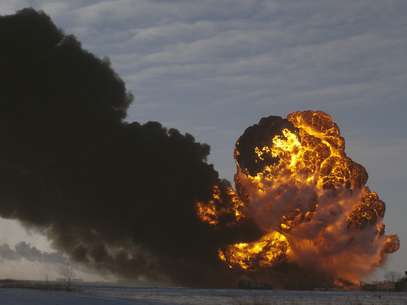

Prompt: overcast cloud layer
[{"left": 0, "top": 0, "right": 406, "bottom": 277}]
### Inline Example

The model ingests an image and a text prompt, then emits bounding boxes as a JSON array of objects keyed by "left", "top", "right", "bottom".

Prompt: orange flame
[{"left": 196, "top": 111, "right": 399, "bottom": 285}]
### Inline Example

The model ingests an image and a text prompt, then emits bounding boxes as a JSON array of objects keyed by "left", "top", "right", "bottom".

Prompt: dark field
[{"left": 1, "top": 285, "right": 407, "bottom": 305}]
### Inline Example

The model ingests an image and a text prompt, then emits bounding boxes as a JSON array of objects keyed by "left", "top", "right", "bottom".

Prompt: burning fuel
[
  {"left": 0, "top": 9, "right": 399, "bottom": 288},
  {"left": 197, "top": 111, "right": 399, "bottom": 285}
]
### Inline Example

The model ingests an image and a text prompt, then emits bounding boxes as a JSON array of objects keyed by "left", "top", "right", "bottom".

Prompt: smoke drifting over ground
[{"left": 0, "top": 9, "right": 398, "bottom": 288}]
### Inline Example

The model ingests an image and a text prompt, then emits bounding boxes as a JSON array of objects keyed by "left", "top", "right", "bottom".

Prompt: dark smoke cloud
[
  {"left": 235, "top": 116, "right": 297, "bottom": 177},
  {"left": 0, "top": 8, "right": 258, "bottom": 286},
  {"left": 0, "top": 242, "right": 65, "bottom": 264}
]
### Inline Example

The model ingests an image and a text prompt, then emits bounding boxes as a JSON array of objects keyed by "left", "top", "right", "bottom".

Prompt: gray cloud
[{"left": 0, "top": 242, "right": 65, "bottom": 264}]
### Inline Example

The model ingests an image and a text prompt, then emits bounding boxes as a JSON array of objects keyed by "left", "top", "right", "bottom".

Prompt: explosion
[
  {"left": 197, "top": 111, "right": 399, "bottom": 286},
  {"left": 0, "top": 10, "right": 399, "bottom": 288}
]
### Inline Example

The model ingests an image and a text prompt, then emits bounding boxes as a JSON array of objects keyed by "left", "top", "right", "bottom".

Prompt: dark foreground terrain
[{"left": 1, "top": 285, "right": 407, "bottom": 305}]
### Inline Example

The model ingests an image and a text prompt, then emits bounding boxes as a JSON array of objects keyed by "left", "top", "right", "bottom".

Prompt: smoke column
[{"left": 0, "top": 8, "right": 260, "bottom": 286}]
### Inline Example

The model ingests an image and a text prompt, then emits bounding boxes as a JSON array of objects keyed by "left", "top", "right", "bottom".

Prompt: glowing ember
[{"left": 196, "top": 110, "right": 399, "bottom": 285}]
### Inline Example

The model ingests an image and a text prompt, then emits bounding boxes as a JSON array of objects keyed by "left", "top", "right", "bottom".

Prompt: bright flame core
[{"left": 196, "top": 111, "right": 399, "bottom": 285}]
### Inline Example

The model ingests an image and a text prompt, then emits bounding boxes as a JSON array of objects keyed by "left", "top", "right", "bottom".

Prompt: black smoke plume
[{"left": 0, "top": 9, "right": 259, "bottom": 286}]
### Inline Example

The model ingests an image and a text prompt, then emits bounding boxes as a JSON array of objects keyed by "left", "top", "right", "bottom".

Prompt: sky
[{"left": 0, "top": 0, "right": 406, "bottom": 280}]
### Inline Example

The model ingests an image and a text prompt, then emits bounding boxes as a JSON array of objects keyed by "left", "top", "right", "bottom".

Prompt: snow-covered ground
[
  {"left": 0, "top": 288, "right": 136, "bottom": 305},
  {"left": 1, "top": 286, "right": 407, "bottom": 305}
]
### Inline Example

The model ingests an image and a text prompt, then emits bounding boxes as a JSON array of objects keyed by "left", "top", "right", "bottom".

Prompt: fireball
[{"left": 196, "top": 110, "right": 399, "bottom": 285}]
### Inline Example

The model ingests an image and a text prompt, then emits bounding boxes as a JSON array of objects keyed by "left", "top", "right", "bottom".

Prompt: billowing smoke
[
  {"left": 0, "top": 8, "right": 259, "bottom": 287},
  {"left": 0, "top": 9, "right": 398, "bottom": 289}
]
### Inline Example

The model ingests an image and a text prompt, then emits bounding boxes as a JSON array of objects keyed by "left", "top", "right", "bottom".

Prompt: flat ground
[{"left": 1, "top": 286, "right": 407, "bottom": 305}]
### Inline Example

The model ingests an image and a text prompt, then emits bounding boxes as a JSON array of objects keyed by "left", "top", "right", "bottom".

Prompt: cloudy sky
[{"left": 1, "top": 0, "right": 406, "bottom": 280}]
